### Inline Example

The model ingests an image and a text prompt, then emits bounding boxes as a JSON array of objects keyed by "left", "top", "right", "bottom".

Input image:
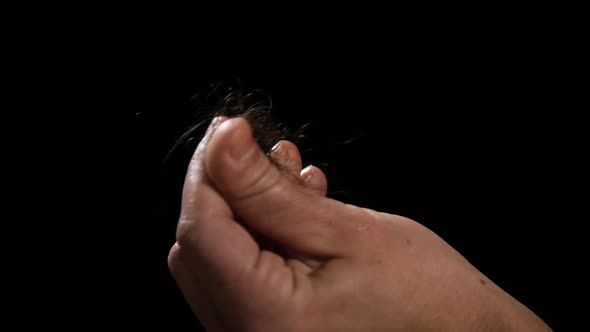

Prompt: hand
[{"left": 168, "top": 117, "right": 552, "bottom": 331}]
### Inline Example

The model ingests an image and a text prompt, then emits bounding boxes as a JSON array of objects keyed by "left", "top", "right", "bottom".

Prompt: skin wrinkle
[{"left": 230, "top": 158, "right": 280, "bottom": 203}]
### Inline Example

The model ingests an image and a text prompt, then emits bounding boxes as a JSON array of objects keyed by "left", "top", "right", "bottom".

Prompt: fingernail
[
  {"left": 206, "top": 116, "right": 227, "bottom": 134},
  {"left": 301, "top": 165, "right": 314, "bottom": 182},
  {"left": 269, "top": 141, "right": 282, "bottom": 155},
  {"left": 229, "top": 119, "right": 256, "bottom": 161},
  {"left": 268, "top": 141, "right": 286, "bottom": 159}
]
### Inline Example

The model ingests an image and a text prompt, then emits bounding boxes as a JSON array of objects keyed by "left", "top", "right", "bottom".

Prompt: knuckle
[
  {"left": 167, "top": 244, "right": 182, "bottom": 275},
  {"left": 235, "top": 161, "right": 283, "bottom": 202},
  {"left": 175, "top": 216, "right": 195, "bottom": 247}
]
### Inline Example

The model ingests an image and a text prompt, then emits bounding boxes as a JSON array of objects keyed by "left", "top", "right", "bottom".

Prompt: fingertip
[
  {"left": 300, "top": 165, "right": 328, "bottom": 196},
  {"left": 167, "top": 242, "right": 182, "bottom": 274},
  {"left": 269, "top": 140, "right": 303, "bottom": 178},
  {"left": 205, "top": 116, "right": 282, "bottom": 202},
  {"left": 211, "top": 117, "right": 257, "bottom": 161}
]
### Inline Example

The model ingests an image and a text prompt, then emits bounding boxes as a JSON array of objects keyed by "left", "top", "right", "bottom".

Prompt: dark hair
[
  {"left": 164, "top": 83, "right": 305, "bottom": 163},
  {"left": 164, "top": 82, "right": 364, "bottom": 204}
]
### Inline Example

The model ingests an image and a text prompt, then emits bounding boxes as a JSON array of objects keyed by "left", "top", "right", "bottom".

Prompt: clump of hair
[
  {"left": 210, "top": 88, "right": 287, "bottom": 154},
  {"left": 165, "top": 82, "right": 360, "bottom": 204},
  {"left": 164, "top": 82, "right": 299, "bottom": 163}
]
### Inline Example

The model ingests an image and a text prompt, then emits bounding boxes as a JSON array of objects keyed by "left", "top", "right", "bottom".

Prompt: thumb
[{"left": 204, "top": 117, "right": 365, "bottom": 257}]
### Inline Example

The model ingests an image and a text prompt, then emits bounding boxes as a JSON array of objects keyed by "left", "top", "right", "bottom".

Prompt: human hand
[{"left": 168, "top": 117, "right": 551, "bottom": 331}]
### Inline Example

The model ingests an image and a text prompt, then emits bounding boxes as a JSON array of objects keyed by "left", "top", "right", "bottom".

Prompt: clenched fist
[{"left": 168, "top": 117, "right": 551, "bottom": 331}]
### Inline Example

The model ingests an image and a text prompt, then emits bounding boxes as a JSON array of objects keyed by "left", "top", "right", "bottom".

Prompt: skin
[{"left": 168, "top": 116, "right": 552, "bottom": 331}]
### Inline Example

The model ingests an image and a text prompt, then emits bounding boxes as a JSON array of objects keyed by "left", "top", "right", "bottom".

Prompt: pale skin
[{"left": 168, "top": 116, "right": 552, "bottom": 331}]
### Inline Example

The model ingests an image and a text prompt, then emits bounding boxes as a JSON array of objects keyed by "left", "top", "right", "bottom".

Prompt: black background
[{"left": 6, "top": 2, "right": 582, "bottom": 330}]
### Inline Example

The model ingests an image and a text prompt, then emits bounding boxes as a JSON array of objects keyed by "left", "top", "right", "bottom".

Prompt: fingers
[
  {"left": 269, "top": 140, "right": 328, "bottom": 196},
  {"left": 268, "top": 140, "right": 302, "bottom": 180},
  {"left": 204, "top": 117, "right": 363, "bottom": 257},
  {"left": 300, "top": 165, "right": 328, "bottom": 196}
]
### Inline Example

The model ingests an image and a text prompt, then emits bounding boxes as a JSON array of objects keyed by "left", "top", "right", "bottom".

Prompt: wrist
[
  {"left": 470, "top": 282, "right": 552, "bottom": 332},
  {"left": 431, "top": 273, "right": 552, "bottom": 332}
]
